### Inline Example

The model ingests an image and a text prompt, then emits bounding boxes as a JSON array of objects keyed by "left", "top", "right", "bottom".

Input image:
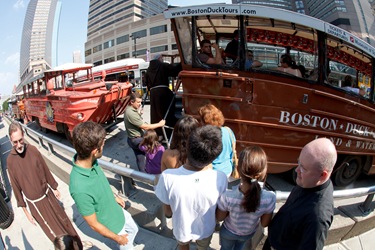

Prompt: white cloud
[
  {"left": 5, "top": 52, "right": 20, "bottom": 66},
  {"left": 13, "top": 0, "right": 26, "bottom": 9}
]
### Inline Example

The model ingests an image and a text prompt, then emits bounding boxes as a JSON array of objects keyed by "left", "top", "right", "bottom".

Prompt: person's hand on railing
[{"left": 159, "top": 119, "right": 166, "bottom": 127}]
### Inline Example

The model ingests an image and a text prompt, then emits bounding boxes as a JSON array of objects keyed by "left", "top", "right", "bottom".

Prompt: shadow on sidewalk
[{"left": 72, "top": 204, "right": 117, "bottom": 249}]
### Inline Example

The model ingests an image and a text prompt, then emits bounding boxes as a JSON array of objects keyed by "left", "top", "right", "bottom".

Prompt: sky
[{"left": 0, "top": 0, "right": 230, "bottom": 97}]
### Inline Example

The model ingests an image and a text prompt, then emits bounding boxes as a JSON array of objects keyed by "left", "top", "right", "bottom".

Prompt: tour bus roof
[
  {"left": 91, "top": 58, "right": 146, "bottom": 74},
  {"left": 45, "top": 63, "right": 94, "bottom": 74},
  {"left": 164, "top": 4, "right": 375, "bottom": 58}
]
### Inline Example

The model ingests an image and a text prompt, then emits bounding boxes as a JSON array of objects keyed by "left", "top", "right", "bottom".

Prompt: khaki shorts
[{"left": 177, "top": 235, "right": 213, "bottom": 250}]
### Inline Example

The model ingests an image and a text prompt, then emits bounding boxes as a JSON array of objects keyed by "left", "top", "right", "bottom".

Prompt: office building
[
  {"left": 304, "top": 0, "right": 375, "bottom": 46},
  {"left": 233, "top": 0, "right": 294, "bottom": 11},
  {"left": 85, "top": 0, "right": 177, "bottom": 65},
  {"left": 19, "top": 0, "right": 60, "bottom": 90}
]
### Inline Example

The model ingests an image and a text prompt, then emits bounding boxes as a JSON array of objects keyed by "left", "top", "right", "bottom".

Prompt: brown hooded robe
[{"left": 7, "top": 144, "right": 79, "bottom": 242}]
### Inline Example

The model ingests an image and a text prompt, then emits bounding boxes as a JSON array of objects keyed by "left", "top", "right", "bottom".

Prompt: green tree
[{"left": 2, "top": 98, "right": 10, "bottom": 112}]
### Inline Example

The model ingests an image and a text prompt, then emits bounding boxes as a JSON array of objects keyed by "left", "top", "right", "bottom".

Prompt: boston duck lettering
[
  {"left": 279, "top": 111, "right": 338, "bottom": 131},
  {"left": 345, "top": 123, "right": 375, "bottom": 138},
  {"left": 279, "top": 111, "right": 375, "bottom": 138}
]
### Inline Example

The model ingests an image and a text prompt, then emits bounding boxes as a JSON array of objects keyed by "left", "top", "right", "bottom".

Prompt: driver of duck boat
[{"left": 197, "top": 39, "right": 224, "bottom": 65}]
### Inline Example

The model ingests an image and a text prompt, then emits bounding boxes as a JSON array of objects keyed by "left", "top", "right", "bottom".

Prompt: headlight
[{"left": 77, "top": 113, "right": 84, "bottom": 120}]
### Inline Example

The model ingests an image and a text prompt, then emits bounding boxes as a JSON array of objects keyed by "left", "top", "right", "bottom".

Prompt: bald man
[{"left": 265, "top": 138, "right": 337, "bottom": 250}]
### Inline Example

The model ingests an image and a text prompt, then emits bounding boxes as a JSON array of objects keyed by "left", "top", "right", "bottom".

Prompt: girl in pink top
[{"left": 139, "top": 129, "right": 164, "bottom": 174}]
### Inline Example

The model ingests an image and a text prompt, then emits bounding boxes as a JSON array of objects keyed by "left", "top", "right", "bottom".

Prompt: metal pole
[
  {"left": 130, "top": 35, "right": 137, "bottom": 58},
  {"left": 359, "top": 193, "right": 375, "bottom": 216},
  {"left": 161, "top": 79, "right": 182, "bottom": 148},
  {"left": 134, "top": 37, "right": 137, "bottom": 58}
]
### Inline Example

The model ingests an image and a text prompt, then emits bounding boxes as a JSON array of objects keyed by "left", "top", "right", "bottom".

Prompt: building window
[
  {"left": 172, "top": 44, "right": 178, "bottom": 50},
  {"left": 295, "top": 1, "right": 304, "bottom": 9},
  {"left": 117, "top": 35, "right": 129, "bottom": 45},
  {"left": 132, "top": 29, "right": 147, "bottom": 38},
  {"left": 150, "top": 25, "right": 167, "bottom": 35},
  {"left": 104, "top": 57, "right": 115, "bottom": 63},
  {"left": 151, "top": 45, "right": 168, "bottom": 53},
  {"left": 93, "top": 60, "right": 103, "bottom": 66},
  {"left": 92, "top": 44, "right": 102, "bottom": 53},
  {"left": 331, "top": 18, "right": 350, "bottom": 26},
  {"left": 136, "top": 49, "right": 147, "bottom": 56},
  {"left": 103, "top": 39, "right": 115, "bottom": 49},
  {"left": 117, "top": 53, "right": 130, "bottom": 60}
]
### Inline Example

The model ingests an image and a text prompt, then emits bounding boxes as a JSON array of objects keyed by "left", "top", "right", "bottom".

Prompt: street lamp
[{"left": 130, "top": 35, "right": 140, "bottom": 58}]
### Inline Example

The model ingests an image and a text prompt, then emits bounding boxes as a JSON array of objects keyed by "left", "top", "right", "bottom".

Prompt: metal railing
[
  {"left": 18, "top": 120, "right": 156, "bottom": 195},
  {"left": 8, "top": 117, "right": 375, "bottom": 220}
]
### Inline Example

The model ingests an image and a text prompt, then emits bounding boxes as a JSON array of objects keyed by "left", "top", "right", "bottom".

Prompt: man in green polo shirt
[
  {"left": 69, "top": 121, "right": 138, "bottom": 249},
  {"left": 124, "top": 92, "right": 165, "bottom": 172}
]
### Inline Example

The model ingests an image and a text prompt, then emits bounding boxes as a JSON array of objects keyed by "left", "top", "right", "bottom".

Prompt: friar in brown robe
[{"left": 7, "top": 122, "right": 81, "bottom": 244}]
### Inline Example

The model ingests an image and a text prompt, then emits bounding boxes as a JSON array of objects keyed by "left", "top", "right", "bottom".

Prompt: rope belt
[
  {"left": 23, "top": 188, "right": 56, "bottom": 238},
  {"left": 150, "top": 85, "right": 169, "bottom": 90},
  {"left": 24, "top": 188, "right": 49, "bottom": 203}
]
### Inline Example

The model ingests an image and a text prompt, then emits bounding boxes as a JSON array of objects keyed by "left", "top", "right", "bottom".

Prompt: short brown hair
[
  {"left": 129, "top": 92, "right": 142, "bottom": 103},
  {"left": 8, "top": 121, "right": 23, "bottom": 137},
  {"left": 72, "top": 121, "right": 106, "bottom": 159},
  {"left": 200, "top": 39, "right": 211, "bottom": 48},
  {"left": 198, "top": 104, "right": 225, "bottom": 127}
]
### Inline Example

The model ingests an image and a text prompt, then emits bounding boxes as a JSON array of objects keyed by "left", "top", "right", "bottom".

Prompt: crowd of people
[{"left": 3, "top": 99, "right": 338, "bottom": 249}]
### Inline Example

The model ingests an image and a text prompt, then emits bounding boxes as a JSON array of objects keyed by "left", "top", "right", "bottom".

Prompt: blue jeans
[
  {"left": 219, "top": 225, "right": 253, "bottom": 250},
  {"left": 127, "top": 137, "right": 146, "bottom": 172},
  {"left": 118, "top": 209, "right": 139, "bottom": 250}
]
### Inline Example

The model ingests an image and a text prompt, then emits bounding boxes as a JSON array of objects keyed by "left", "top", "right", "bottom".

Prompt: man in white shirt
[{"left": 155, "top": 125, "right": 228, "bottom": 250}]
